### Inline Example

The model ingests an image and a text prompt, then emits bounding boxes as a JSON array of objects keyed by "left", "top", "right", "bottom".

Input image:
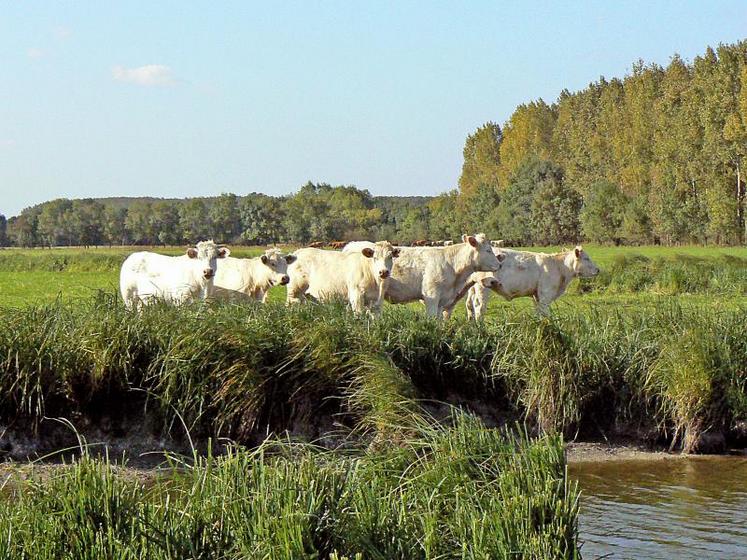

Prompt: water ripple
[{"left": 571, "top": 457, "right": 747, "bottom": 559}]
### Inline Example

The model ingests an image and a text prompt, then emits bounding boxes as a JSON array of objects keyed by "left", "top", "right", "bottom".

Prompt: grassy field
[
  {"left": 0, "top": 246, "right": 268, "bottom": 306},
  {"left": 0, "top": 244, "right": 745, "bottom": 307},
  {"left": 0, "top": 244, "right": 744, "bottom": 558}
]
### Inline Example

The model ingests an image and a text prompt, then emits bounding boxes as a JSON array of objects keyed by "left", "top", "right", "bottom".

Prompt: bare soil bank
[{"left": 3, "top": 408, "right": 746, "bottom": 470}]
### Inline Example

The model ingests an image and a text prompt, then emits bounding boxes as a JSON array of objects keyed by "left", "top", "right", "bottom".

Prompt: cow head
[
  {"left": 361, "top": 241, "right": 400, "bottom": 280},
  {"left": 462, "top": 233, "right": 501, "bottom": 272},
  {"left": 260, "top": 248, "right": 296, "bottom": 286},
  {"left": 480, "top": 275, "right": 500, "bottom": 290},
  {"left": 569, "top": 245, "right": 600, "bottom": 277},
  {"left": 187, "top": 239, "right": 230, "bottom": 281}
]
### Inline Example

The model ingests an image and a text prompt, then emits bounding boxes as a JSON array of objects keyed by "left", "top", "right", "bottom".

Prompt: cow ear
[
  {"left": 392, "top": 248, "right": 400, "bottom": 258},
  {"left": 467, "top": 235, "right": 478, "bottom": 248},
  {"left": 285, "top": 254, "right": 297, "bottom": 264},
  {"left": 187, "top": 248, "right": 198, "bottom": 259},
  {"left": 461, "top": 234, "right": 469, "bottom": 243},
  {"left": 261, "top": 254, "right": 269, "bottom": 264},
  {"left": 218, "top": 247, "right": 230, "bottom": 258},
  {"left": 362, "top": 248, "right": 374, "bottom": 258},
  {"left": 574, "top": 246, "right": 582, "bottom": 258}
]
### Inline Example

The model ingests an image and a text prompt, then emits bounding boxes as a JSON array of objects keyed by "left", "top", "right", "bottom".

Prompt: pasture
[
  {"left": 0, "top": 244, "right": 745, "bottom": 307},
  {"left": 0, "top": 244, "right": 745, "bottom": 558}
]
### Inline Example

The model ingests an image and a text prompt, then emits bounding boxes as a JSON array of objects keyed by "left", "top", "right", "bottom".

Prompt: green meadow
[
  {"left": 0, "top": 244, "right": 744, "bottom": 559},
  {"left": 0, "top": 244, "right": 745, "bottom": 307}
]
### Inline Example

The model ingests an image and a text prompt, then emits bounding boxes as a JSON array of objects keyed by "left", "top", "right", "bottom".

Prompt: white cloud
[
  {"left": 27, "top": 48, "right": 44, "bottom": 59},
  {"left": 52, "top": 25, "right": 72, "bottom": 40},
  {"left": 112, "top": 64, "right": 176, "bottom": 86}
]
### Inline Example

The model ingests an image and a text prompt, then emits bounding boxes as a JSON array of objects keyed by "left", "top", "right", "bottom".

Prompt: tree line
[
  {"left": 2, "top": 40, "right": 746, "bottom": 248},
  {"left": 455, "top": 40, "right": 747, "bottom": 246},
  {"left": 0, "top": 186, "right": 434, "bottom": 247}
]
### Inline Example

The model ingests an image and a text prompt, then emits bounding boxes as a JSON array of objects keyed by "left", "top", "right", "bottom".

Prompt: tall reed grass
[
  {"left": 0, "top": 415, "right": 580, "bottom": 559},
  {"left": 0, "top": 294, "right": 744, "bottom": 452}
]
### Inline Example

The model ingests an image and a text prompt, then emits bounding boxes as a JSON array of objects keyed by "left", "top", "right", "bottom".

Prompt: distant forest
[{"left": 2, "top": 40, "right": 746, "bottom": 247}]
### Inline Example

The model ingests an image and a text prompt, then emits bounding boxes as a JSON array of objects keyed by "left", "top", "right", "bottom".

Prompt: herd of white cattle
[{"left": 119, "top": 235, "right": 600, "bottom": 319}]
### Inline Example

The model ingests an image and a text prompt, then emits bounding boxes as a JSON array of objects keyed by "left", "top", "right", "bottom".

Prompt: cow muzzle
[
  {"left": 203, "top": 269, "right": 215, "bottom": 279},
  {"left": 379, "top": 270, "right": 390, "bottom": 279},
  {"left": 280, "top": 275, "right": 290, "bottom": 285}
]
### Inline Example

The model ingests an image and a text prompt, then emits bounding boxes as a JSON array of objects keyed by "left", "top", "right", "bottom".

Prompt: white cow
[
  {"left": 120, "top": 240, "right": 230, "bottom": 309},
  {"left": 212, "top": 248, "right": 296, "bottom": 302},
  {"left": 287, "top": 241, "right": 400, "bottom": 314},
  {"left": 375, "top": 233, "right": 501, "bottom": 318},
  {"left": 465, "top": 246, "right": 600, "bottom": 319}
]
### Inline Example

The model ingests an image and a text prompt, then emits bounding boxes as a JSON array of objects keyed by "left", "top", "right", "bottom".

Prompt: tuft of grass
[{"left": 646, "top": 312, "right": 747, "bottom": 452}]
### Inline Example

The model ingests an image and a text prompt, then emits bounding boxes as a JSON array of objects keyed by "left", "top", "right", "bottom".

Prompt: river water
[{"left": 570, "top": 456, "right": 747, "bottom": 559}]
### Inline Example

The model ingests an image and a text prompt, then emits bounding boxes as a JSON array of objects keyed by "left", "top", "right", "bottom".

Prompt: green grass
[
  {"left": 0, "top": 245, "right": 742, "bottom": 557},
  {"left": 0, "top": 416, "right": 580, "bottom": 560},
  {"left": 0, "top": 245, "right": 745, "bottom": 308},
  {"left": 0, "top": 246, "right": 743, "bottom": 557},
  {"left": 0, "top": 246, "right": 275, "bottom": 306},
  {"left": 0, "top": 245, "right": 744, "bottom": 450},
  {"left": 0, "top": 245, "right": 268, "bottom": 273},
  {"left": 0, "top": 297, "right": 744, "bottom": 452},
  {"left": 513, "top": 244, "right": 747, "bottom": 266},
  {"left": 0, "top": 271, "right": 117, "bottom": 306}
]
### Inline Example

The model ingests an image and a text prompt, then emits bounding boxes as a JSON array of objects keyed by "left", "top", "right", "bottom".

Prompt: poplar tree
[{"left": 458, "top": 122, "right": 502, "bottom": 196}]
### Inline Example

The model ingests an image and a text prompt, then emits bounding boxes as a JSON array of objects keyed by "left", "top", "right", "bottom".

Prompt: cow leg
[
  {"left": 533, "top": 294, "right": 551, "bottom": 317},
  {"left": 348, "top": 287, "right": 366, "bottom": 315},
  {"left": 473, "top": 286, "right": 490, "bottom": 321},
  {"left": 286, "top": 283, "right": 307, "bottom": 305},
  {"left": 441, "top": 298, "right": 456, "bottom": 320},
  {"left": 423, "top": 297, "right": 440, "bottom": 318},
  {"left": 466, "top": 286, "right": 488, "bottom": 321},
  {"left": 134, "top": 296, "right": 147, "bottom": 313},
  {"left": 533, "top": 282, "right": 555, "bottom": 316},
  {"left": 374, "top": 280, "right": 388, "bottom": 311},
  {"left": 123, "top": 292, "right": 136, "bottom": 311},
  {"left": 369, "top": 292, "right": 384, "bottom": 316},
  {"left": 465, "top": 286, "right": 476, "bottom": 320},
  {"left": 440, "top": 280, "right": 475, "bottom": 321}
]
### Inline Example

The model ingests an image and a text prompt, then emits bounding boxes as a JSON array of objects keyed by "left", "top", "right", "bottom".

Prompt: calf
[
  {"left": 465, "top": 246, "right": 600, "bottom": 319},
  {"left": 212, "top": 248, "right": 296, "bottom": 302},
  {"left": 383, "top": 233, "right": 501, "bottom": 318},
  {"left": 287, "top": 241, "right": 400, "bottom": 314},
  {"left": 120, "top": 240, "right": 230, "bottom": 309}
]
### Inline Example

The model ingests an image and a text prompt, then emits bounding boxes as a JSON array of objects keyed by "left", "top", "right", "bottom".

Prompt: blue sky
[{"left": 1, "top": 1, "right": 746, "bottom": 216}]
